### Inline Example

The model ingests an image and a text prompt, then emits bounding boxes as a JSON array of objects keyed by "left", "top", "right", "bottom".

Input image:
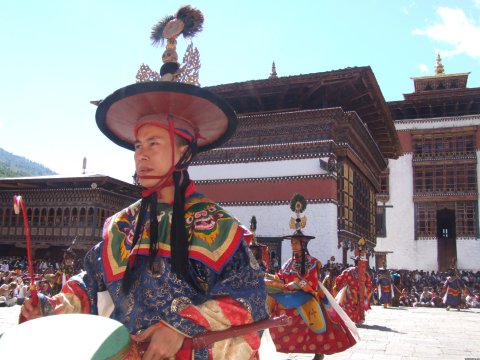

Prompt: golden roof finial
[
  {"left": 269, "top": 61, "right": 278, "bottom": 79},
  {"left": 435, "top": 53, "right": 445, "bottom": 75}
]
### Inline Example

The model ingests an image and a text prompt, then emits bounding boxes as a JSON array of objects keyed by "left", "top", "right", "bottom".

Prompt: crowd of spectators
[
  {"left": 386, "top": 268, "right": 480, "bottom": 309},
  {"left": 0, "top": 254, "right": 84, "bottom": 307},
  {"left": 2, "top": 254, "right": 480, "bottom": 309},
  {"left": 320, "top": 261, "right": 480, "bottom": 309}
]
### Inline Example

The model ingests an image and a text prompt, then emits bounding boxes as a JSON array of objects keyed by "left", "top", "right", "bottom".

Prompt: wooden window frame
[
  {"left": 338, "top": 161, "right": 376, "bottom": 244},
  {"left": 413, "top": 163, "right": 477, "bottom": 194}
]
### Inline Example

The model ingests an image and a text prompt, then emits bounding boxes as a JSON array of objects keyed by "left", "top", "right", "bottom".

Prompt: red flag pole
[{"left": 13, "top": 195, "right": 38, "bottom": 307}]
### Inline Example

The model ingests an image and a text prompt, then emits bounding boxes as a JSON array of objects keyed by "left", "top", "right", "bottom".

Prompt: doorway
[{"left": 436, "top": 208, "right": 456, "bottom": 271}]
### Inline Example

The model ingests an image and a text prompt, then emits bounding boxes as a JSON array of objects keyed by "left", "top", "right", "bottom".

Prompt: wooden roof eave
[
  {"left": 207, "top": 67, "right": 402, "bottom": 159},
  {"left": 363, "top": 69, "right": 402, "bottom": 159}
]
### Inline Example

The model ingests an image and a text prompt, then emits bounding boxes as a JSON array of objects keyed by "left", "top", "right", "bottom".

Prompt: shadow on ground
[
  {"left": 357, "top": 324, "right": 405, "bottom": 333},
  {"left": 383, "top": 307, "right": 407, "bottom": 310}
]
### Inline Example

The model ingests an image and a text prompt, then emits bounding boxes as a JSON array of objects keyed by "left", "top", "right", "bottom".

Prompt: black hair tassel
[
  {"left": 170, "top": 169, "right": 190, "bottom": 278},
  {"left": 122, "top": 194, "right": 151, "bottom": 293}
]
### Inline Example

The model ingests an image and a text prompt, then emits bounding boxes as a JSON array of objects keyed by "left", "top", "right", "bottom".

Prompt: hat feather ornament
[
  {"left": 289, "top": 193, "right": 307, "bottom": 231},
  {"left": 150, "top": 15, "right": 176, "bottom": 46},
  {"left": 137, "top": 6, "right": 203, "bottom": 84},
  {"left": 150, "top": 5, "right": 204, "bottom": 46}
]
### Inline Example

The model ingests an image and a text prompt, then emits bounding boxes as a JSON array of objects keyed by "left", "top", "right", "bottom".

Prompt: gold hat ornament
[
  {"left": 96, "top": 5, "right": 237, "bottom": 153},
  {"left": 136, "top": 5, "right": 203, "bottom": 85},
  {"left": 284, "top": 193, "right": 315, "bottom": 244}
]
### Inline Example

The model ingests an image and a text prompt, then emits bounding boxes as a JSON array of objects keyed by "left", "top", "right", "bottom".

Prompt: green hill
[{"left": 0, "top": 148, "right": 57, "bottom": 177}]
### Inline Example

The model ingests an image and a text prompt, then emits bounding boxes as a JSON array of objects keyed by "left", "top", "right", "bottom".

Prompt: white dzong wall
[
  {"left": 190, "top": 158, "right": 344, "bottom": 266},
  {"left": 222, "top": 203, "right": 340, "bottom": 265},
  {"left": 378, "top": 115, "right": 480, "bottom": 271}
]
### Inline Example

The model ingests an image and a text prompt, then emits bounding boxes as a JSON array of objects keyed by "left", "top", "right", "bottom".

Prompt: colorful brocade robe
[
  {"left": 35, "top": 185, "right": 268, "bottom": 360},
  {"left": 376, "top": 273, "right": 393, "bottom": 305},
  {"left": 266, "top": 255, "right": 356, "bottom": 355},
  {"left": 334, "top": 267, "right": 372, "bottom": 324},
  {"left": 443, "top": 276, "right": 465, "bottom": 307}
]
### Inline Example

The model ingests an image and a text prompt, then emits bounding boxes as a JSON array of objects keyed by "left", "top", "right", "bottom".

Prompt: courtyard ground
[{"left": 1, "top": 304, "right": 480, "bottom": 359}]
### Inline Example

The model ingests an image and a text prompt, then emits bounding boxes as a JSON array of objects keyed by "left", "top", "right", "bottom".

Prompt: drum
[{"left": 0, "top": 314, "right": 140, "bottom": 359}]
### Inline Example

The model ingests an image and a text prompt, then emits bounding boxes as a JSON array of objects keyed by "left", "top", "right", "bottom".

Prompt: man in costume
[
  {"left": 334, "top": 256, "right": 373, "bottom": 325},
  {"left": 44, "top": 247, "right": 76, "bottom": 294},
  {"left": 20, "top": 6, "right": 268, "bottom": 360},
  {"left": 247, "top": 216, "right": 271, "bottom": 273},
  {"left": 390, "top": 270, "right": 402, "bottom": 307},
  {"left": 265, "top": 194, "right": 357, "bottom": 360},
  {"left": 322, "top": 259, "right": 339, "bottom": 297},
  {"left": 443, "top": 266, "right": 467, "bottom": 311},
  {"left": 376, "top": 265, "right": 393, "bottom": 308}
]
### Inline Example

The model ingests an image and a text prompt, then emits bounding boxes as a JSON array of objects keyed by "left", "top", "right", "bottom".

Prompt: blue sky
[{"left": 1, "top": 0, "right": 479, "bottom": 182}]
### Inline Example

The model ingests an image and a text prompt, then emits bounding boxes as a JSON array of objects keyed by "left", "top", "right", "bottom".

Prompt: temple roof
[
  {"left": 0, "top": 174, "right": 140, "bottom": 197},
  {"left": 389, "top": 70, "right": 480, "bottom": 120},
  {"left": 206, "top": 66, "right": 402, "bottom": 159},
  {"left": 410, "top": 72, "right": 470, "bottom": 93}
]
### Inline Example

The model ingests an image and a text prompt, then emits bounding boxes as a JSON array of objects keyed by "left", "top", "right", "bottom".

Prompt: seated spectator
[
  {"left": 410, "top": 288, "right": 419, "bottom": 303},
  {"left": 0, "top": 260, "right": 9, "bottom": 272},
  {"left": 14, "top": 278, "right": 28, "bottom": 305},
  {"left": 0, "top": 282, "right": 18, "bottom": 307},
  {"left": 465, "top": 293, "right": 478, "bottom": 308},
  {"left": 431, "top": 291, "right": 443, "bottom": 307},
  {"left": 419, "top": 287, "right": 433, "bottom": 306},
  {"left": 399, "top": 288, "right": 412, "bottom": 307}
]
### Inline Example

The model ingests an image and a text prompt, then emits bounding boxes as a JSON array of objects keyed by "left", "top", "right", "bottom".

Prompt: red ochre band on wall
[{"left": 195, "top": 177, "right": 337, "bottom": 203}]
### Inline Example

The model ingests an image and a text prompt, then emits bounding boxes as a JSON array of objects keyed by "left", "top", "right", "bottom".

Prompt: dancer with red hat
[{"left": 334, "top": 248, "right": 373, "bottom": 325}]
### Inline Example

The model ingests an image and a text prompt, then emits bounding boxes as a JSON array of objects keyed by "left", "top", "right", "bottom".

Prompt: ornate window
[
  {"left": 71, "top": 208, "right": 78, "bottom": 225},
  {"left": 413, "top": 163, "right": 477, "bottom": 193},
  {"left": 63, "top": 209, "right": 70, "bottom": 226},
  {"left": 456, "top": 201, "right": 477, "bottom": 238},
  {"left": 415, "top": 203, "right": 437, "bottom": 239},
  {"left": 87, "top": 208, "right": 95, "bottom": 226},
  {"left": 376, "top": 206, "right": 387, "bottom": 237},
  {"left": 40, "top": 208, "right": 47, "bottom": 226},
  {"left": 415, "top": 201, "right": 478, "bottom": 239},
  {"left": 338, "top": 161, "right": 376, "bottom": 244},
  {"left": 379, "top": 171, "right": 389, "bottom": 197},
  {"left": 79, "top": 208, "right": 86, "bottom": 226},
  {"left": 5, "top": 208, "right": 11, "bottom": 226},
  {"left": 413, "top": 133, "right": 475, "bottom": 158},
  {"left": 98, "top": 209, "right": 108, "bottom": 227},
  {"left": 48, "top": 208, "right": 55, "bottom": 226},
  {"left": 33, "top": 209, "right": 40, "bottom": 226},
  {"left": 55, "top": 208, "right": 62, "bottom": 225}
]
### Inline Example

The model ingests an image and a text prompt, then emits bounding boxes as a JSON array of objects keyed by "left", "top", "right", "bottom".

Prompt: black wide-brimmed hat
[
  {"left": 95, "top": 81, "right": 237, "bottom": 152},
  {"left": 283, "top": 229, "right": 315, "bottom": 244}
]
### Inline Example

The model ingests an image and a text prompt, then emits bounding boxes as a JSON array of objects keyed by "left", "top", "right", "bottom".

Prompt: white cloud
[
  {"left": 475, "top": 0, "right": 480, "bottom": 9},
  {"left": 418, "top": 64, "right": 429, "bottom": 73},
  {"left": 412, "top": 7, "right": 480, "bottom": 62}
]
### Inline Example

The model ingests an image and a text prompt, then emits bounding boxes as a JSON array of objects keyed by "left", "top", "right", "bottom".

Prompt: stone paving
[
  {"left": 277, "top": 305, "right": 480, "bottom": 360},
  {"left": 1, "top": 304, "right": 480, "bottom": 359}
]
